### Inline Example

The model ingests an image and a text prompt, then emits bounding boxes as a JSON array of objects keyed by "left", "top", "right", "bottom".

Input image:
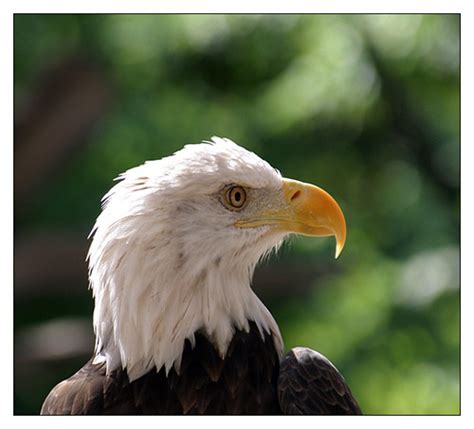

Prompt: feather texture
[
  {"left": 277, "top": 347, "right": 362, "bottom": 415},
  {"left": 41, "top": 327, "right": 361, "bottom": 415}
]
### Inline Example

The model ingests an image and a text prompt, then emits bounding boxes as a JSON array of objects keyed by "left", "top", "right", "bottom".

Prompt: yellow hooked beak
[{"left": 236, "top": 178, "right": 346, "bottom": 258}]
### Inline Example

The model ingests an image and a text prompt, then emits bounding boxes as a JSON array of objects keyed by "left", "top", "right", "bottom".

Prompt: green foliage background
[{"left": 14, "top": 15, "right": 459, "bottom": 414}]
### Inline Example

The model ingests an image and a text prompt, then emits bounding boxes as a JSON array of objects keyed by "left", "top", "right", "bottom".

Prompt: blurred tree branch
[
  {"left": 14, "top": 57, "right": 111, "bottom": 206},
  {"left": 365, "top": 42, "right": 459, "bottom": 206}
]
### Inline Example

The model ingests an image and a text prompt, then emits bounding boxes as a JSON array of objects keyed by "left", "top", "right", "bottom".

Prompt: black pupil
[{"left": 234, "top": 191, "right": 241, "bottom": 202}]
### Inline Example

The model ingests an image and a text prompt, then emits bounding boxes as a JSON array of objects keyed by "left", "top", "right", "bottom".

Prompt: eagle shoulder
[
  {"left": 40, "top": 359, "right": 134, "bottom": 415},
  {"left": 277, "top": 347, "right": 362, "bottom": 415}
]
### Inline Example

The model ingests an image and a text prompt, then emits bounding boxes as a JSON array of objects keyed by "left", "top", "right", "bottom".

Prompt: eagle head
[{"left": 88, "top": 137, "right": 346, "bottom": 380}]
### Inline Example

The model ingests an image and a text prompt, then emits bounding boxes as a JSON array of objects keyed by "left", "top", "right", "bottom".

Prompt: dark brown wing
[
  {"left": 40, "top": 359, "right": 137, "bottom": 415},
  {"left": 277, "top": 347, "right": 362, "bottom": 415}
]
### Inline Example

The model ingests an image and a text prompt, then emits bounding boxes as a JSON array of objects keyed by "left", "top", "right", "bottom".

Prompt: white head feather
[{"left": 88, "top": 137, "right": 286, "bottom": 380}]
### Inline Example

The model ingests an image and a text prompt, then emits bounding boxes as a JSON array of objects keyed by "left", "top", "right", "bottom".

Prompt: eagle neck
[{"left": 90, "top": 238, "right": 284, "bottom": 381}]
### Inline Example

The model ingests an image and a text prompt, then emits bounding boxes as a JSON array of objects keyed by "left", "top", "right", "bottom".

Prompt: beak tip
[{"left": 334, "top": 237, "right": 345, "bottom": 259}]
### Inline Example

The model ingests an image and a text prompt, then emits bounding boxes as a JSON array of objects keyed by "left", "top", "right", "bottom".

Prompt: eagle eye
[{"left": 224, "top": 185, "right": 247, "bottom": 209}]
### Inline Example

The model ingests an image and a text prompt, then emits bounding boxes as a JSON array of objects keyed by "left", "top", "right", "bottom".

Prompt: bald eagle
[{"left": 41, "top": 137, "right": 361, "bottom": 415}]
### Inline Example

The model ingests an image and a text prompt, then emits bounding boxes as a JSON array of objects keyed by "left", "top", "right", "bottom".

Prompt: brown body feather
[{"left": 41, "top": 323, "right": 361, "bottom": 415}]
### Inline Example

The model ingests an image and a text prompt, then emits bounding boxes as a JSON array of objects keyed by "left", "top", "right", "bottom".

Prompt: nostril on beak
[{"left": 290, "top": 190, "right": 301, "bottom": 202}]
